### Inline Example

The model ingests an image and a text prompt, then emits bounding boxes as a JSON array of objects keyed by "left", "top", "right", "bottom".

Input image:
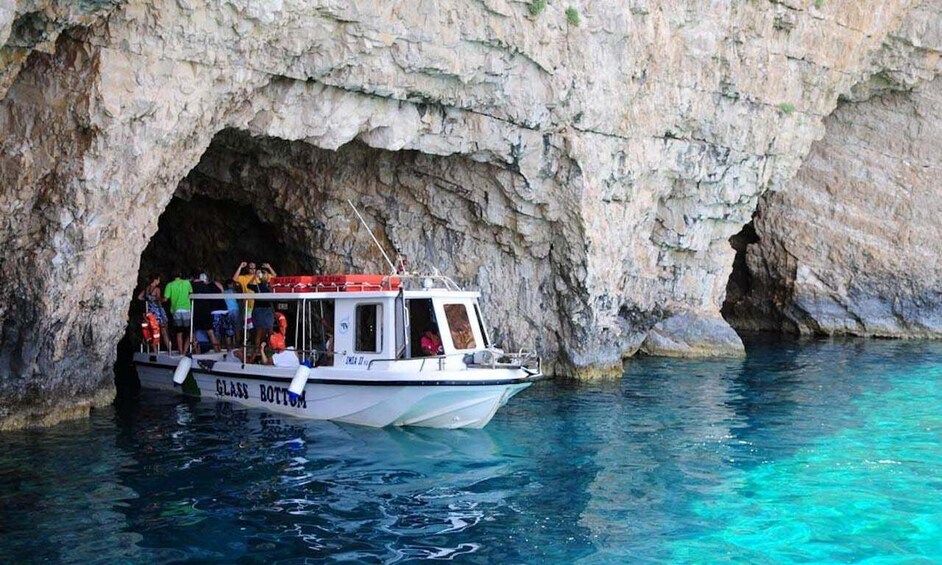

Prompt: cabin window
[
  {"left": 355, "top": 303, "right": 383, "bottom": 353},
  {"left": 473, "top": 303, "right": 490, "bottom": 347},
  {"left": 443, "top": 303, "right": 477, "bottom": 350}
]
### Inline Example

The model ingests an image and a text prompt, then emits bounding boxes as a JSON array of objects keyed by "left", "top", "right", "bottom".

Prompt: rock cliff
[
  {"left": 0, "top": 0, "right": 938, "bottom": 428},
  {"left": 725, "top": 1, "right": 942, "bottom": 336}
]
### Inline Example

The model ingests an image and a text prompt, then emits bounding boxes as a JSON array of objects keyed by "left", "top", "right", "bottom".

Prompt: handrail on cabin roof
[{"left": 187, "top": 290, "right": 482, "bottom": 300}]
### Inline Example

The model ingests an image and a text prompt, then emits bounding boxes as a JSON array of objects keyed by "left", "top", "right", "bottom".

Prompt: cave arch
[
  {"left": 3, "top": 0, "right": 938, "bottom": 432},
  {"left": 722, "top": 75, "right": 942, "bottom": 339},
  {"left": 118, "top": 128, "right": 561, "bottom": 381}
]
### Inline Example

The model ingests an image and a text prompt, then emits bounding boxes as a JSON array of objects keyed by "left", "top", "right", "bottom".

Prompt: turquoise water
[{"left": 1, "top": 338, "right": 940, "bottom": 563}]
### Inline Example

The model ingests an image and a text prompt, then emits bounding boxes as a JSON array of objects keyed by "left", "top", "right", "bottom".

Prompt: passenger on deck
[
  {"left": 319, "top": 332, "right": 334, "bottom": 367},
  {"left": 163, "top": 270, "right": 193, "bottom": 354},
  {"left": 232, "top": 261, "right": 258, "bottom": 293},
  {"left": 260, "top": 333, "right": 300, "bottom": 368},
  {"left": 231, "top": 346, "right": 253, "bottom": 364},
  {"left": 208, "top": 274, "right": 235, "bottom": 350},
  {"left": 232, "top": 261, "right": 258, "bottom": 337},
  {"left": 248, "top": 267, "right": 277, "bottom": 348},
  {"left": 137, "top": 273, "right": 173, "bottom": 352},
  {"left": 233, "top": 261, "right": 276, "bottom": 293},
  {"left": 192, "top": 272, "right": 226, "bottom": 352},
  {"left": 420, "top": 326, "right": 444, "bottom": 356},
  {"left": 222, "top": 279, "right": 241, "bottom": 346}
]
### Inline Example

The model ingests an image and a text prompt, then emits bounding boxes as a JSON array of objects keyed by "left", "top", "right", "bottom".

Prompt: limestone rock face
[
  {"left": 641, "top": 313, "right": 744, "bottom": 358},
  {"left": 726, "top": 79, "right": 942, "bottom": 336},
  {"left": 0, "top": 0, "right": 935, "bottom": 428},
  {"left": 726, "top": 3, "right": 942, "bottom": 337},
  {"left": 0, "top": 1, "right": 122, "bottom": 96}
]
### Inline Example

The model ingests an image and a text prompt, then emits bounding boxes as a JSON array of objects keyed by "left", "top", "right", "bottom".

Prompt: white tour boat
[{"left": 132, "top": 274, "right": 543, "bottom": 429}]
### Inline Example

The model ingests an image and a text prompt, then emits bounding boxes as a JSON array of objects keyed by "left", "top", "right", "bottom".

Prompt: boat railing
[
  {"left": 396, "top": 273, "right": 463, "bottom": 291},
  {"left": 466, "top": 348, "right": 542, "bottom": 375},
  {"left": 366, "top": 353, "right": 468, "bottom": 372},
  {"left": 188, "top": 274, "right": 465, "bottom": 296},
  {"left": 271, "top": 280, "right": 400, "bottom": 293},
  {"left": 365, "top": 349, "right": 542, "bottom": 374}
]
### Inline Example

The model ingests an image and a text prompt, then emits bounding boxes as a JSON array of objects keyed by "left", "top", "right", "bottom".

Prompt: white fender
[
  {"left": 173, "top": 356, "right": 192, "bottom": 385},
  {"left": 288, "top": 365, "right": 311, "bottom": 399}
]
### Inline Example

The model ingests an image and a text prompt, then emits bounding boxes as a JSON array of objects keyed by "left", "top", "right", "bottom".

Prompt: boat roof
[{"left": 189, "top": 289, "right": 482, "bottom": 301}]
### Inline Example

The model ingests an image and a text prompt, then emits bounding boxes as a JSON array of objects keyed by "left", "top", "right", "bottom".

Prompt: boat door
[{"left": 332, "top": 296, "right": 395, "bottom": 368}]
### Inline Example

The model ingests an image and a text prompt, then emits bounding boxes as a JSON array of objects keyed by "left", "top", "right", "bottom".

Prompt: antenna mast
[{"left": 347, "top": 199, "right": 397, "bottom": 273}]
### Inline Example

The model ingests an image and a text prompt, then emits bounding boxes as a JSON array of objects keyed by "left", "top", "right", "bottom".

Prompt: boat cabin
[
  {"left": 186, "top": 274, "right": 494, "bottom": 369},
  {"left": 333, "top": 289, "right": 490, "bottom": 366}
]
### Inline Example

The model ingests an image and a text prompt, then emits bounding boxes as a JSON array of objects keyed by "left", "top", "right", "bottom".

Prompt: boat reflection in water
[{"left": 131, "top": 394, "right": 521, "bottom": 562}]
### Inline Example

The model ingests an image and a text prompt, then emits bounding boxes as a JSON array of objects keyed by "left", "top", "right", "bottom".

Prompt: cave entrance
[
  {"left": 721, "top": 219, "right": 788, "bottom": 335},
  {"left": 116, "top": 127, "right": 416, "bottom": 393},
  {"left": 116, "top": 126, "right": 543, "bottom": 391},
  {"left": 115, "top": 195, "right": 306, "bottom": 395},
  {"left": 138, "top": 194, "right": 301, "bottom": 282},
  {"left": 721, "top": 219, "right": 758, "bottom": 329},
  {"left": 116, "top": 130, "right": 325, "bottom": 394}
]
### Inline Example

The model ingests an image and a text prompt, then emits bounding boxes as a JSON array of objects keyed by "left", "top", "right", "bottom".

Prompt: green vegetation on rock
[
  {"left": 566, "top": 7, "right": 580, "bottom": 26},
  {"left": 529, "top": 0, "right": 547, "bottom": 16}
]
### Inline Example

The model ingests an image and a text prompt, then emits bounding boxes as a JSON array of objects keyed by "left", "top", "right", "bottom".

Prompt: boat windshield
[{"left": 443, "top": 303, "right": 476, "bottom": 350}]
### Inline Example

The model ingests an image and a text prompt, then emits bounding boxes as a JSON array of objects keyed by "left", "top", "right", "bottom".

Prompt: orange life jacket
[
  {"left": 141, "top": 313, "right": 161, "bottom": 346},
  {"left": 274, "top": 311, "right": 288, "bottom": 334}
]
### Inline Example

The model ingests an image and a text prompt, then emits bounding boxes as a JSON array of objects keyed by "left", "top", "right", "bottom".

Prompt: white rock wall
[
  {"left": 0, "top": 0, "right": 930, "bottom": 428},
  {"left": 728, "top": 77, "right": 942, "bottom": 336},
  {"left": 726, "top": 0, "right": 942, "bottom": 337}
]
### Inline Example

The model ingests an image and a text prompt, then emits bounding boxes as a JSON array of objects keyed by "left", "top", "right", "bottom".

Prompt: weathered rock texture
[
  {"left": 725, "top": 2, "right": 942, "bottom": 337},
  {"left": 0, "top": 0, "right": 937, "bottom": 428}
]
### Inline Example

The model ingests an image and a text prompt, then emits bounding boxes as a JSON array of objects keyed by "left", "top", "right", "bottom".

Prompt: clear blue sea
[{"left": 1, "top": 337, "right": 940, "bottom": 563}]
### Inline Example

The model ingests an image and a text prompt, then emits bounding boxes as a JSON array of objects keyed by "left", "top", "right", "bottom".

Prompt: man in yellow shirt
[
  {"left": 232, "top": 261, "right": 258, "bottom": 295},
  {"left": 232, "top": 262, "right": 257, "bottom": 335},
  {"left": 231, "top": 261, "right": 277, "bottom": 336}
]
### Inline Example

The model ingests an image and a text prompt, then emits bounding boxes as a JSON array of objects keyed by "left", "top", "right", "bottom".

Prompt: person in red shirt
[{"left": 420, "top": 327, "right": 443, "bottom": 356}]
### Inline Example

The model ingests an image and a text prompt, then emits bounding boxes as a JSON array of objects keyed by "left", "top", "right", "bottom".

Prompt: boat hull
[{"left": 133, "top": 353, "right": 535, "bottom": 429}]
